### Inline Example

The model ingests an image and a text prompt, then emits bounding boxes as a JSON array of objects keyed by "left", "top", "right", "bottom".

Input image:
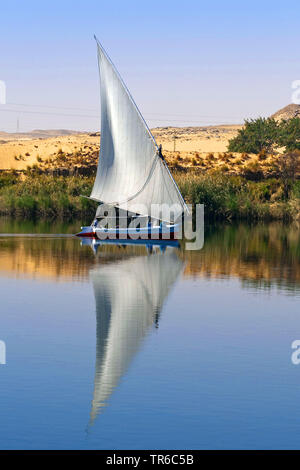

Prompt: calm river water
[{"left": 0, "top": 218, "right": 299, "bottom": 449}]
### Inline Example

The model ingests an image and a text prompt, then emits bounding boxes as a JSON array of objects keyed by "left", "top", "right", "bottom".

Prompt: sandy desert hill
[
  {"left": 0, "top": 132, "right": 99, "bottom": 171},
  {"left": 0, "top": 104, "right": 297, "bottom": 175},
  {"left": 0, "top": 125, "right": 242, "bottom": 172}
]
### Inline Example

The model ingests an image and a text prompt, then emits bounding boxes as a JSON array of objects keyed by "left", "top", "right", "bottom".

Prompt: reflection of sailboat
[
  {"left": 89, "top": 249, "right": 183, "bottom": 424},
  {"left": 80, "top": 236, "right": 180, "bottom": 256}
]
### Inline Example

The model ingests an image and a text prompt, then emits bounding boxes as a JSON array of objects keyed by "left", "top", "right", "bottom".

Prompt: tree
[
  {"left": 228, "top": 117, "right": 279, "bottom": 154},
  {"left": 277, "top": 118, "right": 300, "bottom": 151},
  {"left": 276, "top": 151, "right": 300, "bottom": 199}
]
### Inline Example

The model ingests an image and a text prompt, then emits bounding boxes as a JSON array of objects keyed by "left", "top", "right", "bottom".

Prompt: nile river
[{"left": 0, "top": 218, "right": 299, "bottom": 449}]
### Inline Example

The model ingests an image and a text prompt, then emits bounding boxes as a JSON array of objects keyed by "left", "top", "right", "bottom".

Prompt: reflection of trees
[
  {"left": 0, "top": 238, "right": 164, "bottom": 281},
  {"left": 0, "top": 238, "right": 95, "bottom": 281},
  {"left": 1, "top": 222, "right": 299, "bottom": 290},
  {"left": 184, "top": 222, "right": 300, "bottom": 291}
]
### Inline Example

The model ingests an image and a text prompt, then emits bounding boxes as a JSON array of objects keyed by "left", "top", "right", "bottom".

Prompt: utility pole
[{"left": 16, "top": 118, "right": 19, "bottom": 133}]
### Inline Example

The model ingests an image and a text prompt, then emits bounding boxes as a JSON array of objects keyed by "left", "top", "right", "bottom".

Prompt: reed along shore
[{"left": 0, "top": 171, "right": 299, "bottom": 221}]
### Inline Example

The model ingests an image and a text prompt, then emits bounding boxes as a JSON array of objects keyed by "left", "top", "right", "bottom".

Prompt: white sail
[
  {"left": 89, "top": 249, "right": 184, "bottom": 424},
  {"left": 90, "top": 38, "right": 186, "bottom": 223}
]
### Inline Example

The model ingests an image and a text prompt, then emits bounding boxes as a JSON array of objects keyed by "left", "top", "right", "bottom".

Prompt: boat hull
[{"left": 76, "top": 224, "right": 180, "bottom": 240}]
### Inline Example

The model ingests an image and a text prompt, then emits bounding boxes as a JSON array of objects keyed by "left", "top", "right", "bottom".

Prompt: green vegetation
[
  {"left": 176, "top": 171, "right": 300, "bottom": 221},
  {"left": 0, "top": 170, "right": 299, "bottom": 221},
  {"left": 277, "top": 118, "right": 300, "bottom": 151},
  {"left": 228, "top": 117, "right": 300, "bottom": 153},
  {"left": 0, "top": 173, "right": 96, "bottom": 218},
  {"left": 228, "top": 118, "right": 278, "bottom": 153}
]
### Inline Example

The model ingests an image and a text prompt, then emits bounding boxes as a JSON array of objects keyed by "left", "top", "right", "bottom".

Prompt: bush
[
  {"left": 275, "top": 151, "right": 300, "bottom": 199},
  {"left": 228, "top": 116, "right": 300, "bottom": 154},
  {"left": 175, "top": 171, "right": 299, "bottom": 221},
  {"left": 258, "top": 149, "right": 267, "bottom": 161},
  {"left": 0, "top": 174, "right": 96, "bottom": 219},
  {"left": 242, "top": 162, "right": 264, "bottom": 181},
  {"left": 228, "top": 118, "right": 279, "bottom": 154},
  {"left": 0, "top": 172, "right": 19, "bottom": 189},
  {"left": 277, "top": 118, "right": 300, "bottom": 151}
]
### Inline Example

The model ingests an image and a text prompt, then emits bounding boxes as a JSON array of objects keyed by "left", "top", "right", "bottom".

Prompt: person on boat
[{"left": 158, "top": 145, "right": 163, "bottom": 159}]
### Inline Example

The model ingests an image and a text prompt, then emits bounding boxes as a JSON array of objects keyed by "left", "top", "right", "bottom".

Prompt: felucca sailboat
[{"left": 77, "top": 37, "right": 188, "bottom": 239}]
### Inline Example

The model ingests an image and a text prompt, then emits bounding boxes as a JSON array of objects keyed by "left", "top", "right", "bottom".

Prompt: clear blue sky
[{"left": 1, "top": 0, "right": 300, "bottom": 132}]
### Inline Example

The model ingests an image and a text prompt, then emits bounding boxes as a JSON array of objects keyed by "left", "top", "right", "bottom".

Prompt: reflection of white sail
[{"left": 89, "top": 250, "right": 183, "bottom": 424}]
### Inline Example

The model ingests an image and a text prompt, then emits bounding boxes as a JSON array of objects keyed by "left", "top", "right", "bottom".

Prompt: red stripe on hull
[
  {"left": 76, "top": 231, "right": 179, "bottom": 240},
  {"left": 75, "top": 231, "right": 96, "bottom": 238}
]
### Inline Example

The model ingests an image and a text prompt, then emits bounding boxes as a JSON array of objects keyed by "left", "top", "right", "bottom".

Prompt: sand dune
[
  {"left": 0, "top": 126, "right": 241, "bottom": 171},
  {"left": 152, "top": 125, "right": 241, "bottom": 153},
  {"left": 0, "top": 133, "right": 99, "bottom": 170}
]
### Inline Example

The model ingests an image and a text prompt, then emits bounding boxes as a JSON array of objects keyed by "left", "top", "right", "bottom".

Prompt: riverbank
[
  {"left": 176, "top": 171, "right": 300, "bottom": 221},
  {"left": 0, "top": 171, "right": 299, "bottom": 221},
  {"left": 0, "top": 173, "right": 96, "bottom": 219}
]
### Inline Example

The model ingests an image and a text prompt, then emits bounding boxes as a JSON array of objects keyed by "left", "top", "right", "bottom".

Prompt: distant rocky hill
[
  {"left": 271, "top": 104, "right": 300, "bottom": 121},
  {"left": 0, "top": 129, "right": 88, "bottom": 141},
  {"left": 30, "top": 129, "right": 86, "bottom": 137}
]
